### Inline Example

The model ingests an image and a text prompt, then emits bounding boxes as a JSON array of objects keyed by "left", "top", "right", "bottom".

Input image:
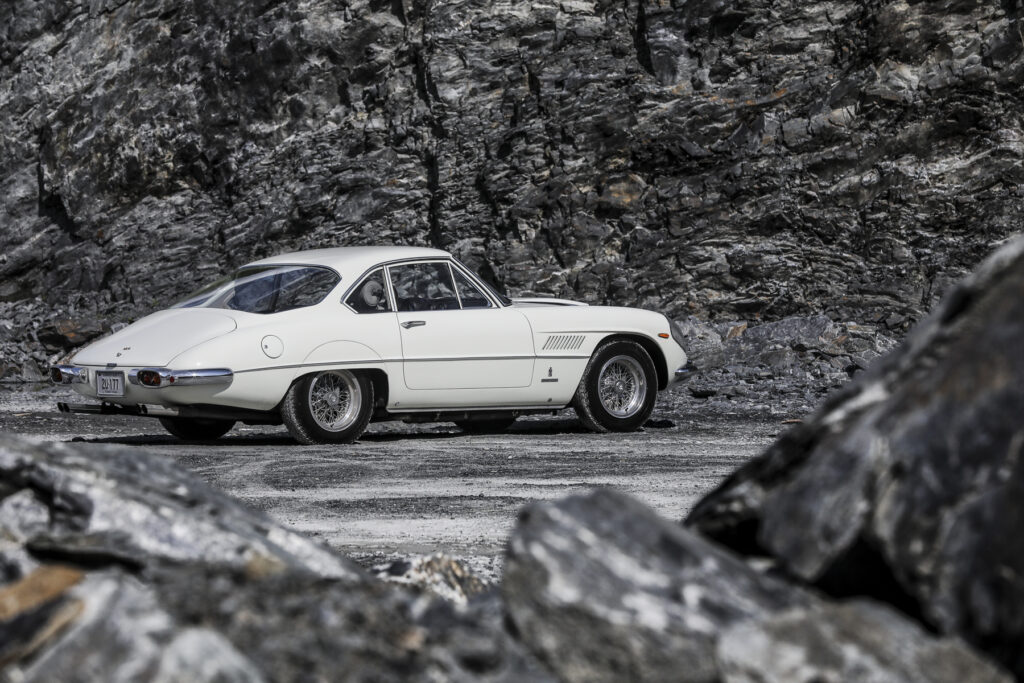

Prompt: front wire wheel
[
  {"left": 282, "top": 370, "right": 374, "bottom": 444},
  {"left": 573, "top": 340, "right": 658, "bottom": 433}
]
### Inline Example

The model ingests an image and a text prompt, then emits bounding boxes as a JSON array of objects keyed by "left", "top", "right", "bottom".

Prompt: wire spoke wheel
[
  {"left": 573, "top": 339, "right": 657, "bottom": 432},
  {"left": 307, "top": 371, "right": 361, "bottom": 432},
  {"left": 597, "top": 355, "right": 647, "bottom": 418}
]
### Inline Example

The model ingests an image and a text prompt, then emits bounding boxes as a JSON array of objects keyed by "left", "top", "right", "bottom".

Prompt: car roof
[{"left": 245, "top": 246, "right": 452, "bottom": 276}]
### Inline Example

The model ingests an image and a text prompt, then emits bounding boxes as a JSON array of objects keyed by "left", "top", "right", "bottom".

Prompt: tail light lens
[{"left": 137, "top": 370, "right": 162, "bottom": 387}]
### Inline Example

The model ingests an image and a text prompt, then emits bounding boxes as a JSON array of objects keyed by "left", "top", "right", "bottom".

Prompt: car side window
[
  {"left": 452, "top": 268, "right": 493, "bottom": 309},
  {"left": 389, "top": 262, "right": 460, "bottom": 312},
  {"left": 346, "top": 268, "right": 391, "bottom": 313}
]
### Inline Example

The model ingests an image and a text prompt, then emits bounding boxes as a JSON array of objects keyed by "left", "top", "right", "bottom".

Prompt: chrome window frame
[
  {"left": 340, "top": 257, "right": 504, "bottom": 313},
  {"left": 448, "top": 262, "right": 495, "bottom": 310},
  {"left": 385, "top": 260, "right": 463, "bottom": 313},
  {"left": 342, "top": 266, "right": 394, "bottom": 315},
  {"left": 177, "top": 263, "right": 343, "bottom": 313}
]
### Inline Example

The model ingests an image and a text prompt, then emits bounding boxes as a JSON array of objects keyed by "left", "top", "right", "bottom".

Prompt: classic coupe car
[{"left": 52, "top": 247, "right": 690, "bottom": 444}]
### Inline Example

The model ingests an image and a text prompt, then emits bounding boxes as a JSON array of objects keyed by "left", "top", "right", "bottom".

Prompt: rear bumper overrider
[{"left": 50, "top": 365, "right": 88, "bottom": 384}]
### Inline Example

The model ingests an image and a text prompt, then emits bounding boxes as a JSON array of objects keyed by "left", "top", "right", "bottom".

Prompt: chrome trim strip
[
  {"left": 392, "top": 404, "right": 566, "bottom": 413},
  {"left": 233, "top": 355, "right": 587, "bottom": 375},
  {"left": 132, "top": 367, "right": 234, "bottom": 388},
  {"left": 172, "top": 368, "right": 234, "bottom": 386},
  {"left": 235, "top": 359, "right": 392, "bottom": 374}
]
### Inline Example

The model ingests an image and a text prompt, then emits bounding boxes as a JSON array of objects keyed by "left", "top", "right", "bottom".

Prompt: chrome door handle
[{"left": 401, "top": 320, "right": 426, "bottom": 329}]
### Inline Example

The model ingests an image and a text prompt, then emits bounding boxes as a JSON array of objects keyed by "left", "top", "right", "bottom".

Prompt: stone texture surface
[
  {"left": 502, "top": 488, "right": 1008, "bottom": 683},
  {"left": 677, "top": 313, "right": 899, "bottom": 412},
  {"left": 717, "top": 600, "right": 1010, "bottom": 683},
  {"left": 0, "top": 436, "right": 362, "bottom": 582},
  {"left": 688, "top": 235, "right": 1024, "bottom": 676},
  {"left": 2, "top": 0, "right": 1023, "bottom": 374},
  {"left": 0, "top": 436, "right": 553, "bottom": 681}
]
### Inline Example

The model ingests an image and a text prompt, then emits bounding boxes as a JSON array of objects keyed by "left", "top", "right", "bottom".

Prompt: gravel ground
[{"left": 0, "top": 383, "right": 791, "bottom": 582}]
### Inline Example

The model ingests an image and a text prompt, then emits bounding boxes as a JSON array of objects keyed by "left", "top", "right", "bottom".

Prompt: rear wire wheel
[
  {"left": 282, "top": 370, "right": 374, "bottom": 445},
  {"left": 573, "top": 340, "right": 658, "bottom": 433},
  {"left": 159, "top": 417, "right": 235, "bottom": 441}
]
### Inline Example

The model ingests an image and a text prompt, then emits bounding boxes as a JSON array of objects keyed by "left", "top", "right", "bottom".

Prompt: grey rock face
[
  {"left": 2, "top": 0, "right": 1022, "bottom": 374},
  {"left": 149, "top": 568, "right": 555, "bottom": 683},
  {"left": 718, "top": 601, "right": 1009, "bottom": 683},
  {"left": 0, "top": 436, "right": 361, "bottom": 580},
  {"left": 6, "top": 569, "right": 264, "bottom": 683},
  {"left": 678, "top": 313, "right": 898, "bottom": 411},
  {"left": 688, "top": 235, "right": 1024, "bottom": 676},
  {"left": 0, "top": 436, "right": 553, "bottom": 681},
  {"left": 503, "top": 488, "right": 1008, "bottom": 683}
]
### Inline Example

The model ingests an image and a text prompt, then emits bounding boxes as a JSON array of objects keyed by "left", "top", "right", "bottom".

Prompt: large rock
[
  {"left": 1, "top": 562, "right": 554, "bottom": 682},
  {"left": 688, "top": 235, "right": 1024, "bottom": 676},
  {"left": 0, "top": 436, "right": 553, "bottom": 681},
  {"left": 502, "top": 488, "right": 1006, "bottom": 682},
  {"left": 0, "top": 436, "right": 362, "bottom": 581},
  {"left": 2, "top": 0, "right": 1023, "bottom": 375}
]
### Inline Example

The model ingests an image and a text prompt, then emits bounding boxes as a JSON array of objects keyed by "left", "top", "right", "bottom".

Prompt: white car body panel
[
  {"left": 62, "top": 246, "right": 688, "bottom": 419},
  {"left": 396, "top": 307, "right": 535, "bottom": 391},
  {"left": 74, "top": 309, "right": 237, "bottom": 367}
]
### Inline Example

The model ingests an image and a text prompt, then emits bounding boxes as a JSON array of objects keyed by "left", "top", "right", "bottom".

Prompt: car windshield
[{"left": 174, "top": 265, "right": 340, "bottom": 314}]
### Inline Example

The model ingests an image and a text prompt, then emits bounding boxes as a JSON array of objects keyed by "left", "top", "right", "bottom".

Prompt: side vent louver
[{"left": 542, "top": 334, "right": 585, "bottom": 351}]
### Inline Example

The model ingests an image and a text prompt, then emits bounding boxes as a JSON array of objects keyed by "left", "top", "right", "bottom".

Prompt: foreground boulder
[
  {"left": 0, "top": 437, "right": 361, "bottom": 581},
  {"left": 503, "top": 488, "right": 1007, "bottom": 683},
  {"left": 688, "top": 235, "right": 1024, "bottom": 676},
  {"left": 0, "top": 437, "right": 552, "bottom": 681}
]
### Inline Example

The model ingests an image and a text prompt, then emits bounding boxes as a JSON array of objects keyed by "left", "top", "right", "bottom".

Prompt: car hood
[{"left": 72, "top": 309, "right": 237, "bottom": 367}]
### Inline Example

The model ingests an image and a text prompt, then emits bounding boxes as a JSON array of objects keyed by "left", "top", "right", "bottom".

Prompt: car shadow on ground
[
  {"left": 68, "top": 417, "right": 602, "bottom": 447},
  {"left": 69, "top": 433, "right": 298, "bottom": 447},
  {"left": 65, "top": 415, "right": 684, "bottom": 447}
]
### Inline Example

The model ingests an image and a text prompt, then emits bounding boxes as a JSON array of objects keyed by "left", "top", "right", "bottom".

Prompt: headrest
[{"left": 361, "top": 280, "right": 384, "bottom": 308}]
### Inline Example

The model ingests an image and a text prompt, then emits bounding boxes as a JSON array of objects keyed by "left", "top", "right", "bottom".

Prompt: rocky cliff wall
[{"left": 2, "top": 0, "right": 1022, "bottom": 373}]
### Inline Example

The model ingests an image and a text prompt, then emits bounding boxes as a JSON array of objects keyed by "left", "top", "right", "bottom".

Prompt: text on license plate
[{"left": 96, "top": 371, "right": 125, "bottom": 397}]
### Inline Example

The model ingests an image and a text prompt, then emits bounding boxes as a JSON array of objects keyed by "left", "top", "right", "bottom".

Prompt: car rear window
[{"left": 175, "top": 266, "right": 340, "bottom": 314}]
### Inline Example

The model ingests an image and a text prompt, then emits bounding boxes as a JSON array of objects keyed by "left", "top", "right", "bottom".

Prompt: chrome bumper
[
  {"left": 674, "top": 362, "right": 698, "bottom": 381},
  {"left": 51, "top": 365, "right": 233, "bottom": 388},
  {"left": 128, "top": 368, "right": 234, "bottom": 388}
]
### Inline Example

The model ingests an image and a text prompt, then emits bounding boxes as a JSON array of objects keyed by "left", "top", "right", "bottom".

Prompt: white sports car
[{"left": 52, "top": 247, "right": 691, "bottom": 444}]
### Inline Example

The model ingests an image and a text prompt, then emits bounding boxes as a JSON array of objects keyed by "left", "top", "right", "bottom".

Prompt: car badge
[{"left": 548, "top": 367, "right": 553, "bottom": 377}]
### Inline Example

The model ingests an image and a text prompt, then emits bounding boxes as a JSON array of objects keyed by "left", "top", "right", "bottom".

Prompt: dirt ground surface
[{"left": 0, "top": 384, "right": 791, "bottom": 581}]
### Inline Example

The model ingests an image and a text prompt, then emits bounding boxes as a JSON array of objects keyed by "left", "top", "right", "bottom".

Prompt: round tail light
[{"left": 138, "top": 370, "right": 162, "bottom": 387}]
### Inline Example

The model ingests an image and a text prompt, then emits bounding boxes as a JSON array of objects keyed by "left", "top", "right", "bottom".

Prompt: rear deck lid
[{"left": 72, "top": 309, "right": 237, "bottom": 367}]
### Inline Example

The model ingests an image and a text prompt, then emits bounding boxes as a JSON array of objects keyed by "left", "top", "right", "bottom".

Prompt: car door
[{"left": 388, "top": 260, "right": 535, "bottom": 390}]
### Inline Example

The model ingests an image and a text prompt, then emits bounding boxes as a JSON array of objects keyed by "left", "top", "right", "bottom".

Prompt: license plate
[{"left": 96, "top": 371, "right": 124, "bottom": 397}]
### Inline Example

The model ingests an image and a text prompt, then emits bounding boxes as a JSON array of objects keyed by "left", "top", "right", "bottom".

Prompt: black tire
[
  {"left": 573, "top": 339, "right": 658, "bottom": 433},
  {"left": 455, "top": 417, "right": 517, "bottom": 434},
  {"left": 159, "top": 417, "right": 235, "bottom": 441},
  {"left": 281, "top": 370, "right": 374, "bottom": 445}
]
